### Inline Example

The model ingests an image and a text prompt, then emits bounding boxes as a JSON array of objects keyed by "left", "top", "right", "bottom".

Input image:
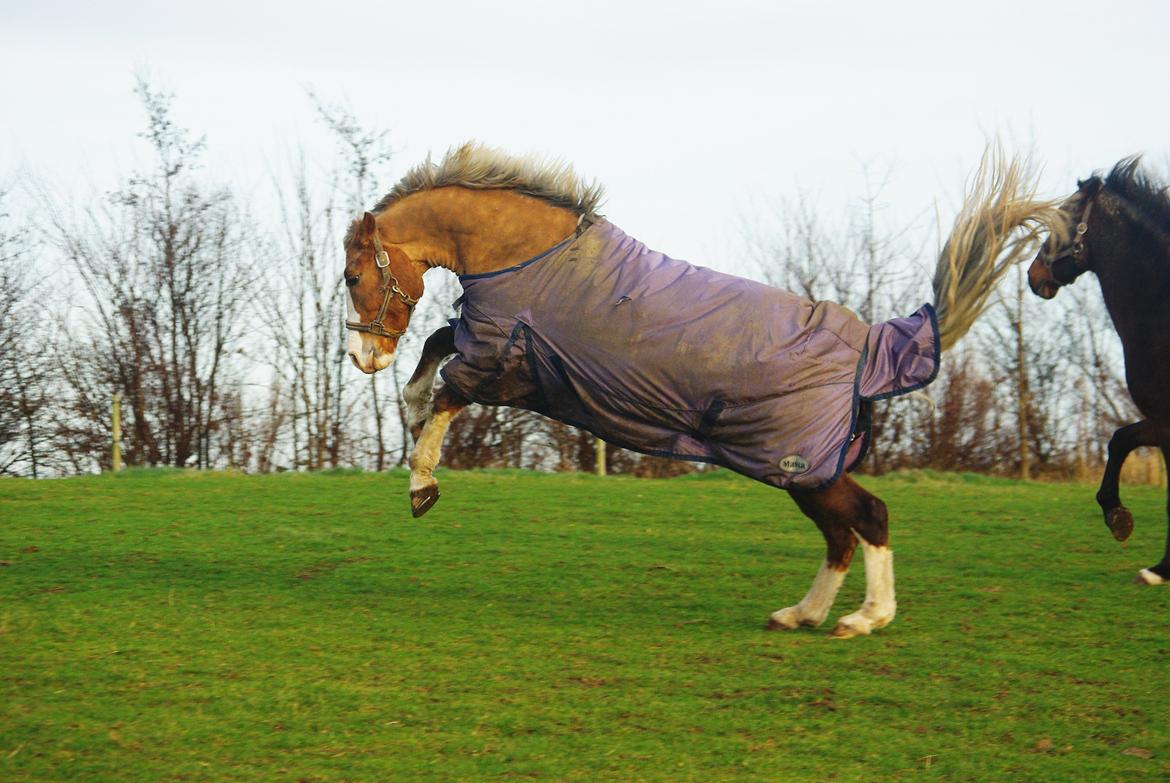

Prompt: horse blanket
[{"left": 440, "top": 220, "right": 938, "bottom": 490}]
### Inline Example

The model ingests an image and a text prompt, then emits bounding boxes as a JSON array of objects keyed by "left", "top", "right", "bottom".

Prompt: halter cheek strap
[
  {"left": 1043, "top": 194, "right": 1098, "bottom": 287},
  {"left": 345, "top": 233, "right": 420, "bottom": 339},
  {"left": 1069, "top": 198, "right": 1094, "bottom": 269}
]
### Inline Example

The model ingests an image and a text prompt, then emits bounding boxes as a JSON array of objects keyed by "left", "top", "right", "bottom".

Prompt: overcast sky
[{"left": 3, "top": 0, "right": 1169, "bottom": 280}]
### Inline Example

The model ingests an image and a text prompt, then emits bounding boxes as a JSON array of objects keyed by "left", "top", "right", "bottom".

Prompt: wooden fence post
[
  {"left": 595, "top": 437, "right": 606, "bottom": 477},
  {"left": 112, "top": 393, "right": 123, "bottom": 472}
]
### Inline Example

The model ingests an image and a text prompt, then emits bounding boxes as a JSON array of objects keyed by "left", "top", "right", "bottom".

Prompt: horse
[
  {"left": 1028, "top": 157, "right": 1170, "bottom": 586},
  {"left": 343, "top": 143, "right": 1056, "bottom": 637}
]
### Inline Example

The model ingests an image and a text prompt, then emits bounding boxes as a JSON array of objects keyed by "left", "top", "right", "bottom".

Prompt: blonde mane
[{"left": 371, "top": 141, "right": 605, "bottom": 220}]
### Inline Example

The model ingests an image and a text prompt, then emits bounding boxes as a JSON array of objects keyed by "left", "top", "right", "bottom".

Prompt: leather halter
[
  {"left": 1045, "top": 193, "right": 1097, "bottom": 271},
  {"left": 345, "top": 231, "right": 419, "bottom": 339},
  {"left": 1040, "top": 191, "right": 1098, "bottom": 288}
]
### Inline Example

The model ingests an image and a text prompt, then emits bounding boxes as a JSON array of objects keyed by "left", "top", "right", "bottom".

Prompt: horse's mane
[
  {"left": 1103, "top": 156, "right": 1170, "bottom": 239},
  {"left": 349, "top": 143, "right": 605, "bottom": 244}
]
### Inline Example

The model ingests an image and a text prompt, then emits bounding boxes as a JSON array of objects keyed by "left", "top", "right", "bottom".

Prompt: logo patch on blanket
[{"left": 778, "top": 455, "right": 810, "bottom": 474}]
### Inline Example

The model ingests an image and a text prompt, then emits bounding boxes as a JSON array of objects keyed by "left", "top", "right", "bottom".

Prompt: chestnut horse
[
  {"left": 1028, "top": 157, "right": 1170, "bottom": 585},
  {"left": 344, "top": 143, "right": 1056, "bottom": 636}
]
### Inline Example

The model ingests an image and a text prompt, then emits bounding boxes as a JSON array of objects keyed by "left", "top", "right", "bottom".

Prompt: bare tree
[
  {"left": 310, "top": 94, "right": 483, "bottom": 470},
  {"left": 915, "top": 350, "right": 1001, "bottom": 472},
  {"left": 257, "top": 154, "right": 357, "bottom": 470},
  {"left": 309, "top": 93, "right": 408, "bottom": 469},
  {"left": 0, "top": 187, "right": 52, "bottom": 476},
  {"left": 47, "top": 78, "right": 251, "bottom": 470},
  {"left": 963, "top": 233, "right": 1142, "bottom": 482}
]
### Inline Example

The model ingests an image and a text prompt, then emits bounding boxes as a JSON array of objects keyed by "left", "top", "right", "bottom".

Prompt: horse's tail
[{"left": 931, "top": 146, "right": 1066, "bottom": 353}]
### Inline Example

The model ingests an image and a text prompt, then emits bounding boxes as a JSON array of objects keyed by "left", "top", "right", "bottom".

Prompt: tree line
[{"left": 0, "top": 80, "right": 1158, "bottom": 484}]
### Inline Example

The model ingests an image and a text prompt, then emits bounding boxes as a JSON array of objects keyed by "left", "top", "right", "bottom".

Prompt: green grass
[{"left": 1, "top": 468, "right": 1168, "bottom": 782}]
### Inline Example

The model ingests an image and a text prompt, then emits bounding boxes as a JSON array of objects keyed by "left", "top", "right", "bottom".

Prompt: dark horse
[
  {"left": 1028, "top": 157, "right": 1170, "bottom": 585},
  {"left": 345, "top": 143, "right": 1055, "bottom": 635}
]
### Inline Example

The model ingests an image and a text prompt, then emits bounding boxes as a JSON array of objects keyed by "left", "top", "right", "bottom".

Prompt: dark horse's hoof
[
  {"left": 411, "top": 485, "right": 440, "bottom": 518},
  {"left": 1105, "top": 507, "right": 1134, "bottom": 542}
]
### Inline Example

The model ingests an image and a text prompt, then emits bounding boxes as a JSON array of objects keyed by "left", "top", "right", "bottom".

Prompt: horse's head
[
  {"left": 1028, "top": 176, "right": 1104, "bottom": 299},
  {"left": 343, "top": 211, "right": 425, "bottom": 373}
]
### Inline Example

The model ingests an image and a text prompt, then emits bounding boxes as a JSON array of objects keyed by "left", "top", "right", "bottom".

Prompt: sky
[{"left": 4, "top": 0, "right": 1170, "bottom": 280}]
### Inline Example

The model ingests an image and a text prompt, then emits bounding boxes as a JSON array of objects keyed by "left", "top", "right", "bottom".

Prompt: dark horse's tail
[{"left": 931, "top": 146, "right": 1066, "bottom": 352}]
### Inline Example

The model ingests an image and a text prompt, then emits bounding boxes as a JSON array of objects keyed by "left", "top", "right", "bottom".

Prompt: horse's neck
[
  {"left": 1094, "top": 235, "right": 1170, "bottom": 417},
  {"left": 1096, "top": 234, "right": 1170, "bottom": 336},
  {"left": 379, "top": 188, "right": 580, "bottom": 277}
]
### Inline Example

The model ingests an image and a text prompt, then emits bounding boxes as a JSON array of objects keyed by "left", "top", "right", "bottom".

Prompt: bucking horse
[{"left": 342, "top": 143, "right": 1058, "bottom": 636}]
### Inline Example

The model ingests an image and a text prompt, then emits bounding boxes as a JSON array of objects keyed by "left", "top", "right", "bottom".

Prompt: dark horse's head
[
  {"left": 1027, "top": 176, "right": 1104, "bottom": 299},
  {"left": 1028, "top": 156, "right": 1170, "bottom": 299}
]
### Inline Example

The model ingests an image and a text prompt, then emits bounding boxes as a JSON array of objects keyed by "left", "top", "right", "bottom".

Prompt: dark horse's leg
[
  {"left": 1095, "top": 420, "right": 1168, "bottom": 542},
  {"left": 768, "top": 474, "right": 893, "bottom": 637},
  {"left": 1141, "top": 443, "right": 1170, "bottom": 585},
  {"left": 1095, "top": 419, "right": 1170, "bottom": 584}
]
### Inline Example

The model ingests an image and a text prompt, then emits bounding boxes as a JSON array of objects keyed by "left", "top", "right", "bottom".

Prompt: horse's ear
[
  {"left": 362, "top": 211, "right": 377, "bottom": 234},
  {"left": 1077, "top": 176, "right": 1103, "bottom": 197}
]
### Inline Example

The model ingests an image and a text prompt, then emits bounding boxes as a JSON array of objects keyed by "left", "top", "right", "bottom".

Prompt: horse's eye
[{"left": 345, "top": 274, "right": 360, "bottom": 288}]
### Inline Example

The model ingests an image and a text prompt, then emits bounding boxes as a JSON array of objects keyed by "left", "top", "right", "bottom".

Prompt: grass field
[{"left": 1, "top": 468, "right": 1168, "bottom": 782}]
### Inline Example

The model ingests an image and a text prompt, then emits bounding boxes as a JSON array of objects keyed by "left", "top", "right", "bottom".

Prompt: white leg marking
[
  {"left": 831, "top": 539, "right": 896, "bottom": 638},
  {"left": 409, "top": 408, "right": 453, "bottom": 495},
  {"left": 1135, "top": 568, "right": 1167, "bottom": 585},
  {"left": 769, "top": 560, "right": 848, "bottom": 629},
  {"left": 404, "top": 368, "right": 440, "bottom": 440}
]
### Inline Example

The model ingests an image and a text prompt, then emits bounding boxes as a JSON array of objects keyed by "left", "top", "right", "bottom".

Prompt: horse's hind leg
[
  {"left": 768, "top": 474, "right": 893, "bottom": 638},
  {"left": 1135, "top": 444, "right": 1170, "bottom": 585},
  {"left": 765, "top": 540, "right": 853, "bottom": 631},
  {"left": 825, "top": 475, "right": 895, "bottom": 638},
  {"left": 767, "top": 474, "right": 866, "bottom": 633}
]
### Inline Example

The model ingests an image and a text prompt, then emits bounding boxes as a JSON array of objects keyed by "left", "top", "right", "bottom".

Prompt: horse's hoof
[
  {"left": 766, "top": 607, "right": 798, "bottom": 631},
  {"left": 410, "top": 485, "right": 440, "bottom": 518},
  {"left": 828, "top": 620, "right": 865, "bottom": 639},
  {"left": 829, "top": 611, "right": 887, "bottom": 639},
  {"left": 1105, "top": 507, "right": 1134, "bottom": 542},
  {"left": 766, "top": 606, "right": 822, "bottom": 631},
  {"left": 1134, "top": 568, "right": 1167, "bottom": 585}
]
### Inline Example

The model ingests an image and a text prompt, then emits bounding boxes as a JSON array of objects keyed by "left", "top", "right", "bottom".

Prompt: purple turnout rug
[{"left": 440, "top": 220, "right": 938, "bottom": 490}]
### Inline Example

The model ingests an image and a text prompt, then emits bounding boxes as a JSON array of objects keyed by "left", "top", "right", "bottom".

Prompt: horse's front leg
[
  {"left": 1096, "top": 420, "right": 1163, "bottom": 542},
  {"left": 403, "top": 326, "right": 455, "bottom": 442},
  {"left": 408, "top": 384, "right": 468, "bottom": 517}
]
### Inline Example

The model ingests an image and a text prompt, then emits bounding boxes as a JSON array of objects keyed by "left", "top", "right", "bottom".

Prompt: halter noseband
[{"left": 345, "top": 232, "right": 419, "bottom": 339}]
